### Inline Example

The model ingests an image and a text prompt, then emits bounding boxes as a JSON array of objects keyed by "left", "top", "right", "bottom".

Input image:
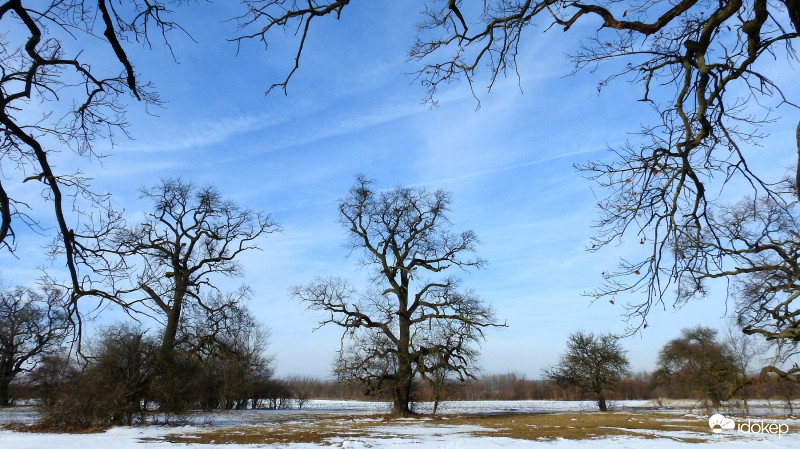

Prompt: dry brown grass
[
  {"left": 146, "top": 411, "right": 743, "bottom": 445},
  {"left": 4, "top": 421, "right": 111, "bottom": 434},
  {"left": 151, "top": 414, "right": 392, "bottom": 445},
  {"left": 441, "top": 412, "right": 711, "bottom": 442}
]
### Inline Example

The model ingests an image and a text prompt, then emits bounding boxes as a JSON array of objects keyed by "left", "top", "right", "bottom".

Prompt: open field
[{"left": 1, "top": 400, "right": 799, "bottom": 448}]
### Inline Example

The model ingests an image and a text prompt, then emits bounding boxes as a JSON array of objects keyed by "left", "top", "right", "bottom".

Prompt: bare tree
[
  {"left": 292, "top": 176, "right": 502, "bottom": 416},
  {"left": 79, "top": 178, "right": 278, "bottom": 411},
  {"left": 417, "top": 313, "right": 481, "bottom": 416},
  {"left": 0, "top": 285, "right": 70, "bottom": 406},
  {"left": 97, "top": 178, "right": 278, "bottom": 362},
  {"left": 542, "top": 330, "right": 630, "bottom": 411},
  {"left": 724, "top": 326, "right": 768, "bottom": 413}
]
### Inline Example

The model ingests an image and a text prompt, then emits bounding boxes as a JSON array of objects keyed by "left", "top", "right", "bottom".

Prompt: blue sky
[{"left": 2, "top": 3, "right": 798, "bottom": 378}]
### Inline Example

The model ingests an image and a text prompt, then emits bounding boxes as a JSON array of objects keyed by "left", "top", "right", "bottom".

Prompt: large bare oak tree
[
  {"left": 82, "top": 178, "right": 279, "bottom": 410},
  {"left": 101, "top": 178, "right": 279, "bottom": 362},
  {"left": 293, "top": 176, "right": 502, "bottom": 416}
]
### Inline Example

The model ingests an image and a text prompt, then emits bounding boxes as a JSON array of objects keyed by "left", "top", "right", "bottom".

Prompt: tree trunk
[
  {"left": 155, "top": 305, "right": 188, "bottom": 413},
  {"left": 0, "top": 375, "right": 11, "bottom": 407},
  {"left": 160, "top": 300, "right": 183, "bottom": 362},
  {"left": 391, "top": 277, "right": 414, "bottom": 417},
  {"left": 391, "top": 347, "right": 414, "bottom": 416},
  {"left": 391, "top": 377, "right": 413, "bottom": 416},
  {"left": 709, "top": 388, "right": 723, "bottom": 409},
  {"left": 596, "top": 391, "right": 607, "bottom": 411}
]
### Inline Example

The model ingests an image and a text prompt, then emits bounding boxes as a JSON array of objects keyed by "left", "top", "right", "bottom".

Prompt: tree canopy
[
  {"left": 655, "top": 326, "right": 740, "bottom": 407},
  {"left": 543, "top": 330, "right": 630, "bottom": 411},
  {"left": 89, "top": 178, "right": 278, "bottom": 359},
  {"left": 293, "top": 176, "right": 502, "bottom": 416}
]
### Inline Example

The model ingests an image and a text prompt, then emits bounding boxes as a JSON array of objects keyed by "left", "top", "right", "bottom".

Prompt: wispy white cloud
[
  {"left": 416, "top": 146, "right": 605, "bottom": 188},
  {"left": 116, "top": 113, "right": 280, "bottom": 153}
]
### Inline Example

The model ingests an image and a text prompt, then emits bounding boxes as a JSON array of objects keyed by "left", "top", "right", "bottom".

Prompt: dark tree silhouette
[
  {"left": 293, "top": 176, "right": 502, "bottom": 416},
  {"left": 0, "top": 286, "right": 70, "bottom": 406},
  {"left": 655, "top": 326, "right": 739, "bottom": 408},
  {"left": 81, "top": 178, "right": 278, "bottom": 411},
  {"left": 98, "top": 178, "right": 278, "bottom": 362}
]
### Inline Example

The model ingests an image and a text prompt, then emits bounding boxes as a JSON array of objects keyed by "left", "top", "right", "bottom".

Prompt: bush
[{"left": 33, "top": 325, "right": 156, "bottom": 430}]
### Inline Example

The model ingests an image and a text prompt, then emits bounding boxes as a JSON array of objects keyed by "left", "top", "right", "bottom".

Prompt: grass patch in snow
[
  {"left": 444, "top": 412, "right": 711, "bottom": 442},
  {"left": 152, "top": 414, "right": 391, "bottom": 445}
]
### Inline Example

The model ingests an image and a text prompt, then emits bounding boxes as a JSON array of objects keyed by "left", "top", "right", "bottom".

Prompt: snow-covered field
[{"left": 1, "top": 400, "right": 799, "bottom": 448}]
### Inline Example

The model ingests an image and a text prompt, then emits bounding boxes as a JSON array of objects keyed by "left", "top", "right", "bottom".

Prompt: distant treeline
[
  {"left": 13, "top": 370, "right": 800, "bottom": 406},
  {"left": 273, "top": 371, "right": 800, "bottom": 405}
]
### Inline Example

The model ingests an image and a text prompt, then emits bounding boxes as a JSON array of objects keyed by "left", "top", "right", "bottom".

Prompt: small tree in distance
[
  {"left": 543, "top": 331, "right": 630, "bottom": 411},
  {"left": 655, "top": 326, "right": 739, "bottom": 408}
]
